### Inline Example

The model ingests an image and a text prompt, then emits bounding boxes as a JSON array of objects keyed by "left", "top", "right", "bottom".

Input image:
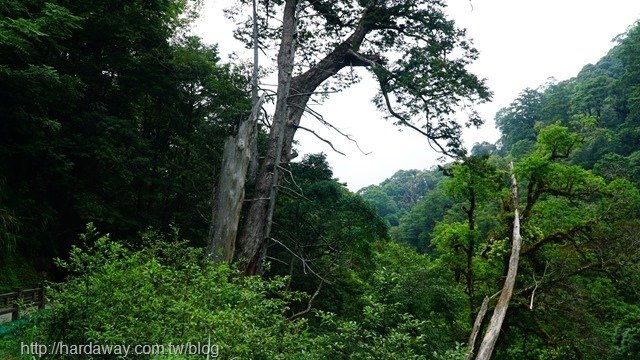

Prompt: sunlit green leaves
[
  {"left": 432, "top": 221, "right": 472, "bottom": 271},
  {"left": 534, "top": 123, "right": 582, "bottom": 159},
  {"left": 0, "top": 2, "right": 81, "bottom": 56},
  {"left": 443, "top": 156, "right": 503, "bottom": 203}
]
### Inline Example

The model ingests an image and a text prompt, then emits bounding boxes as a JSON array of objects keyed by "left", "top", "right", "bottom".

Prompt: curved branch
[
  {"left": 295, "top": 124, "right": 346, "bottom": 156},
  {"left": 288, "top": 102, "right": 371, "bottom": 155},
  {"left": 344, "top": 49, "right": 459, "bottom": 157},
  {"left": 288, "top": 279, "right": 324, "bottom": 320}
]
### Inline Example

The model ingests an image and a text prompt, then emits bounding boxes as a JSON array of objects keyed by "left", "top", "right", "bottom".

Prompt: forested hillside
[
  {"left": 495, "top": 23, "right": 640, "bottom": 182},
  {"left": 1, "top": 0, "right": 640, "bottom": 359},
  {"left": 358, "top": 168, "right": 444, "bottom": 226},
  {"left": 367, "top": 22, "right": 640, "bottom": 253},
  {"left": 360, "top": 21, "right": 640, "bottom": 359}
]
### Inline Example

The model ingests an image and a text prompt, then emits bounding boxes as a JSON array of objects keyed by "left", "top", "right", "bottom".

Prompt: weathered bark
[
  {"left": 235, "top": 6, "right": 386, "bottom": 273},
  {"left": 247, "top": 0, "right": 260, "bottom": 183},
  {"left": 250, "top": 0, "right": 259, "bottom": 105},
  {"left": 281, "top": 15, "right": 374, "bottom": 161},
  {"left": 207, "top": 95, "right": 265, "bottom": 263},
  {"left": 234, "top": 0, "right": 300, "bottom": 273},
  {"left": 466, "top": 296, "right": 490, "bottom": 360},
  {"left": 474, "top": 162, "right": 522, "bottom": 360}
]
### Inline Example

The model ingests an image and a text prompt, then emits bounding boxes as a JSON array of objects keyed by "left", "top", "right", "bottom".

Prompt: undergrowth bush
[
  {"left": 37, "top": 226, "right": 311, "bottom": 359},
  {"left": 0, "top": 226, "right": 468, "bottom": 359}
]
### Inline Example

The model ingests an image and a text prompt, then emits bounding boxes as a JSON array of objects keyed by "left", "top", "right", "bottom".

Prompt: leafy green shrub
[
  {"left": 1, "top": 227, "right": 468, "bottom": 359},
  {"left": 307, "top": 243, "right": 468, "bottom": 359},
  {"left": 0, "top": 317, "right": 40, "bottom": 359},
  {"left": 34, "top": 226, "right": 312, "bottom": 359},
  {"left": 612, "top": 311, "right": 640, "bottom": 360}
]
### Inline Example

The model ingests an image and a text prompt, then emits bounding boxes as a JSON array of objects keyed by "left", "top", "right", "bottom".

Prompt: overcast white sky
[{"left": 194, "top": 0, "right": 640, "bottom": 191}]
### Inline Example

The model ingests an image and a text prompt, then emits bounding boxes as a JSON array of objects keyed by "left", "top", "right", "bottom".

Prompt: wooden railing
[{"left": 0, "top": 287, "right": 45, "bottom": 321}]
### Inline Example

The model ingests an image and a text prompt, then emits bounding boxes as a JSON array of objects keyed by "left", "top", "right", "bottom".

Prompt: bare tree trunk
[
  {"left": 466, "top": 296, "right": 490, "bottom": 360},
  {"left": 473, "top": 162, "right": 522, "bottom": 360},
  {"left": 207, "top": 95, "right": 264, "bottom": 263},
  {"left": 234, "top": 6, "right": 375, "bottom": 274},
  {"left": 234, "top": 0, "right": 299, "bottom": 274},
  {"left": 247, "top": 0, "right": 261, "bottom": 183},
  {"left": 250, "top": 0, "right": 259, "bottom": 105}
]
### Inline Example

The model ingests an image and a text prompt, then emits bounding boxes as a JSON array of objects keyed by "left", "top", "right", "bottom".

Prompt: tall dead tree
[
  {"left": 207, "top": 95, "right": 265, "bottom": 262},
  {"left": 470, "top": 162, "right": 523, "bottom": 360},
  {"left": 466, "top": 295, "right": 491, "bottom": 360},
  {"left": 247, "top": 0, "right": 261, "bottom": 182},
  {"left": 227, "top": 0, "right": 491, "bottom": 274},
  {"left": 207, "top": 0, "right": 263, "bottom": 263},
  {"left": 234, "top": 0, "right": 300, "bottom": 273}
]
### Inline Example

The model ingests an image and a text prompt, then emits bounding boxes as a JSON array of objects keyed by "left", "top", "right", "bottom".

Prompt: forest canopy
[{"left": 0, "top": 1, "right": 639, "bottom": 360}]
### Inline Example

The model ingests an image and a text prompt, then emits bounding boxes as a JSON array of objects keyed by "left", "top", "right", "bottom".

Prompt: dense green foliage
[
  {"left": 36, "top": 228, "right": 310, "bottom": 359},
  {"left": 496, "top": 20, "right": 640, "bottom": 172},
  {"left": 0, "top": 229, "right": 468, "bottom": 359},
  {"left": 358, "top": 168, "right": 444, "bottom": 226},
  {"left": 1, "top": 0, "right": 640, "bottom": 359},
  {"left": 484, "top": 25, "right": 640, "bottom": 358},
  {"left": 269, "top": 154, "right": 388, "bottom": 316},
  {"left": 0, "top": 0, "right": 250, "bottom": 289},
  {"left": 390, "top": 182, "right": 452, "bottom": 252},
  {"left": 357, "top": 21, "right": 640, "bottom": 359}
]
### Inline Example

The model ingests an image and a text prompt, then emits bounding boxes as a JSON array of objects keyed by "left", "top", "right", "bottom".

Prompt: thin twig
[
  {"left": 295, "top": 125, "right": 346, "bottom": 156},
  {"left": 288, "top": 279, "right": 324, "bottom": 320},
  {"left": 265, "top": 255, "right": 289, "bottom": 266},
  {"left": 269, "top": 237, "right": 333, "bottom": 285},
  {"left": 530, "top": 262, "right": 549, "bottom": 310},
  {"left": 278, "top": 165, "right": 305, "bottom": 196},
  {"left": 277, "top": 184, "right": 311, "bottom": 200},
  {"left": 289, "top": 103, "right": 371, "bottom": 155}
]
